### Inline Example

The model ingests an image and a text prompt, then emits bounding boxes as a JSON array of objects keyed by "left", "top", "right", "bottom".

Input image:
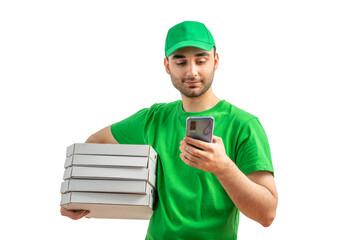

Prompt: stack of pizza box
[{"left": 60, "top": 143, "right": 157, "bottom": 219}]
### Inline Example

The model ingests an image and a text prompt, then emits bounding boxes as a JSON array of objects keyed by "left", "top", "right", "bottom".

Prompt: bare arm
[
  {"left": 85, "top": 125, "right": 118, "bottom": 144},
  {"left": 179, "top": 136, "right": 278, "bottom": 227},
  {"left": 216, "top": 165, "right": 278, "bottom": 227},
  {"left": 60, "top": 125, "right": 118, "bottom": 220}
]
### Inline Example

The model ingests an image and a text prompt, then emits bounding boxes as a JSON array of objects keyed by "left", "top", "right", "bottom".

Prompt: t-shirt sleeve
[
  {"left": 235, "top": 117, "right": 274, "bottom": 175},
  {"left": 110, "top": 108, "right": 148, "bottom": 144}
]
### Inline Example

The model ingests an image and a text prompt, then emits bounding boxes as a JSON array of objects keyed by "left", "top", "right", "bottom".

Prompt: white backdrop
[{"left": 1, "top": 0, "right": 359, "bottom": 239}]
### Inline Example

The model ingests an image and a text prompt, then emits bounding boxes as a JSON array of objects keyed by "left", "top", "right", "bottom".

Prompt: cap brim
[{"left": 165, "top": 40, "right": 214, "bottom": 57}]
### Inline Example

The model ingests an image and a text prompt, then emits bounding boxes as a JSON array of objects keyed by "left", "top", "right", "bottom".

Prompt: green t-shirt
[{"left": 111, "top": 100, "right": 274, "bottom": 240}]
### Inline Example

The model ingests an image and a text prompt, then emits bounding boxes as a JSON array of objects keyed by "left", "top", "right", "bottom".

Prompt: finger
[
  {"left": 61, "top": 207, "right": 89, "bottom": 220},
  {"left": 180, "top": 144, "right": 205, "bottom": 163},
  {"left": 73, "top": 210, "right": 90, "bottom": 220},
  {"left": 72, "top": 210, "right": 90, "bottom": 220},
  {"left": 212, "top": 135, "right": 223, "bottom": 143},
  {"left": 60, "top": 207, "right": 78, "bottom": 217},
  {"left": 180, "top": 142, "right": 200, "bottom": 158},
  {"left": 184, "top": 137, "right": 209, "bottom": 150},
  {"left": 180, "top": 153, "right": 199, "bottom": 167},
  {"left": 180, "top": 151, "right": 199, "bottom": 163},
  {"left": 68, "top": 210, "right": 85, "bottom": 220},
  {"left": 182, "top": 140, "right": 206, "bottom": 158},
  {"left": 77, "top": 210, "right": 90, "bottom": 217}
]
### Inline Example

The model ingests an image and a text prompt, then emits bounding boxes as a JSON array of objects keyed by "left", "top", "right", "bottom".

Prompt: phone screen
[{"left": 186, "top": 117, "right": 214, "bottom": 143}]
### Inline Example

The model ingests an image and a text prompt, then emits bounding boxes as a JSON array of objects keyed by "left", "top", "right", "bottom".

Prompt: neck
[{"left": 181, "top": 88, "right": 221, "bottom": 112}]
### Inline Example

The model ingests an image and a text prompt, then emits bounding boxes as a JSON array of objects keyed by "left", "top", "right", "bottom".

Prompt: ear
[
  {"left": 214, "top": 53, "right": 219, "bottom": 70},
  {"left": 164, "top": 57, "right": 170, "bottom": 74}
]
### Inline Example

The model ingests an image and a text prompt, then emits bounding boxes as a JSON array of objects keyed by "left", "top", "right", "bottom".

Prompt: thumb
[{"left": 212, "top": 135, "right": 222, "bottom": 143}]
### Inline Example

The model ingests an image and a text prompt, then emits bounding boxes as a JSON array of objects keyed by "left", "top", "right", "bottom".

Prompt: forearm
[
  {"left": 215, "top": 160, "right": 277, "bottom": 227},
  {"left": 179, "top": 136, "right": 277, "bottom": 226}
]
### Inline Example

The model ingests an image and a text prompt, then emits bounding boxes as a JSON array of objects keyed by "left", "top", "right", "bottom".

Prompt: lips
[{"left": 185, "top": 81, "right": 200, "bottom": 87}]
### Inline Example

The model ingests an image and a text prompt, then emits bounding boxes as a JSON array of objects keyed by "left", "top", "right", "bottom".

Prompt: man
[{"left": 61, "top": 21, "right": 278, "bottom": 239}]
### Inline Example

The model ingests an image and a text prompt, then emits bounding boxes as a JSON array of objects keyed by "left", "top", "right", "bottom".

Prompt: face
[{"left": 164, "top": 47, "right": 219, "bottom": 98}]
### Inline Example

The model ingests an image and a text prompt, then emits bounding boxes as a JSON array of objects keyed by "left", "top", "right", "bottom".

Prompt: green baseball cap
[{"left": 165, "top": 21, "right": 216, "bottom": 57}]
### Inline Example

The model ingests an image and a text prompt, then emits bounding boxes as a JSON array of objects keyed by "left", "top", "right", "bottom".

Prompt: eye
[
  {"left": 197, "top": 58, "right": 207, "bottom": 64},
  {"left": 176, "top": 61, "right": 186, "bottom": 66}
]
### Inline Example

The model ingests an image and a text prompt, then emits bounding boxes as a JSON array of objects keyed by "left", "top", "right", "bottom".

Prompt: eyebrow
[
  {"left": 171, "top": 54, "right": 186, "bottom": 60},
  {"left": 195, "top": 52, "right": 210, "bottom": 57},
  {"left": 171, "top": 52, "right": 210, "bottom": 60}
]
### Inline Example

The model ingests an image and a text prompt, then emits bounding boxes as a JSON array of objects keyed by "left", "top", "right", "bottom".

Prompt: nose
[{"left": 186, "top": 62, "right": 198, "bottom": 78}]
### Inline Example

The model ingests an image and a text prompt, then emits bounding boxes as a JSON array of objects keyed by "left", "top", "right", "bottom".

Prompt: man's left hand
[{"left": 179, "top": 136, "right": 232, "bottom": 175}]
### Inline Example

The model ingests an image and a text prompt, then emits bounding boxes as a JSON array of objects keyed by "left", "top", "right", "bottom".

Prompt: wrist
[{"left": 213, "top": 157, "right": 234, "bottom": 178}]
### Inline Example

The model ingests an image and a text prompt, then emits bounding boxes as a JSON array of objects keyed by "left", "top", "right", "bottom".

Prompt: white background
[{"left": 1, "top": 0, "right": 359, "bottom": 239}]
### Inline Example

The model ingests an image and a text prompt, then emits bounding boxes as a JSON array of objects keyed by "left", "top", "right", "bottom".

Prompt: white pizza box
[
  {"left": 63, "top": 204, "right": 153, "bottom": 220},
  {"left": 66, "top": 143, "right": 157, "bottom": 164},
  {"left": 60, "top": 179, "right": 154, "bottom": 194},
  {"left": 63, "top": 159, "right": 156, "bottom": 188},
  {"left": 64, "top": 154, "right": 155, "bottom": 169},
  {"left": 60, "top": 192, "right": 154, "bottom": 219}
]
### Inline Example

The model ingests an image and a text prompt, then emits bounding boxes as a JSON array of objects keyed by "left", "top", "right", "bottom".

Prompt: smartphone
[{"left": 186, "top": 117, "right": 214, "bottom": 143}]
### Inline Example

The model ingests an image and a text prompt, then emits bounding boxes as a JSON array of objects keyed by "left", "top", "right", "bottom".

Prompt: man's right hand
[{"left": 60, "top": 206, "right": 90, "bottom": 220}]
